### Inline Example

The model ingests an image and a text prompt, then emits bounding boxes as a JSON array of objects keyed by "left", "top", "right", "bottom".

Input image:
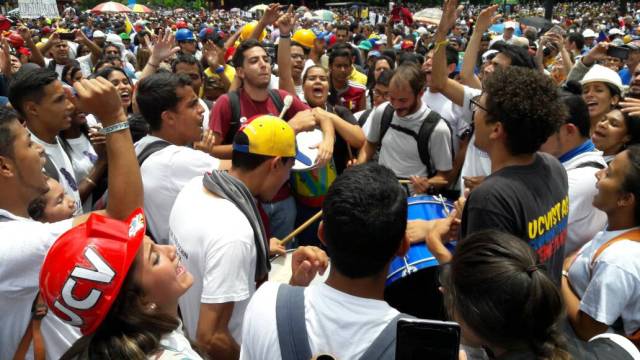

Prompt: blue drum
[{"left": 386, "top": 195, "right": 454, "bottom": 286}]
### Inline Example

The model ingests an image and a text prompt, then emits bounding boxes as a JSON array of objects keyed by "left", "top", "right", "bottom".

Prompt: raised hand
[
  {"left": 276, "top": 5, "right": 295, "bottom": 35},
  {"left": 475, "top": 5, "right": 501, "bottom": 34},
  {"left": 437, "top": 0, "right": 460, "bottom": 35},
  {"left": 73, "top": 78, "right": 125, "bottom": 126},
  {"left": 262, "top": 3, "right": 283, "bottom": 25},
  {"left": 148, "top": 29, "right": 180, "bottom": 65}
]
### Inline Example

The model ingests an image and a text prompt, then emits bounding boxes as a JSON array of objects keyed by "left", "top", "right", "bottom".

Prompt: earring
[{"left": 147, "top": 303, "right": 157, "bottom": 312}]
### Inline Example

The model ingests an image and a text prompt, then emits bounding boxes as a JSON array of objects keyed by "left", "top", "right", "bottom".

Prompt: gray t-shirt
[{"left": 366, "top": 101, "right": 453, "bottom": 178}]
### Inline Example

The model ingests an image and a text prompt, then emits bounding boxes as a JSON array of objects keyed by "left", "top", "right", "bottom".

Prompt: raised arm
[
  {"left": 18, "top": 27, "right": 45, "bottom": 67},
  {"left": 74, "top": 29, "right": 102, "bottom": 65},
  {"left": 459, "top": 5, "right": 500, "bottom": 89},
  {"left": 139, "top": 31, "right": 180, "bottom": 81},
  {"left": 430, "top": 0, "right": 466, "bottom": 106},
  {"left": 72, "top": 77, "right": 143, "bottom": 224},
  {"left": 250, "top": 3, "right": 281, "bottom": 41},
  {"left": 277, "top": 6, "right": 297, "bottom": 95}
]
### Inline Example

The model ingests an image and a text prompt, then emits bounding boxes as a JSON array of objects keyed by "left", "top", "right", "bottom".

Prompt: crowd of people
[{"left": 1, "top": 0, "right": 640, "bottom": 358}]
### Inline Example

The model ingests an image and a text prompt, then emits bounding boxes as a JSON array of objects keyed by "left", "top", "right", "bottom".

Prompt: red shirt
[
  {"left": 334, "top": 81, "right": 367, "bottom": 113},
  {"left": 209, "top": 88, "right": 310, "bottom": 142}
]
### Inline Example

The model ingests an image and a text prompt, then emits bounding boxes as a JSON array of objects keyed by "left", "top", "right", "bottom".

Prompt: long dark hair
[
  {"left": 442, "top": 230, "right": 570, "bottom": 360},
  {"left": 60, "top": 259, "right": 188, "bottom": 359}
]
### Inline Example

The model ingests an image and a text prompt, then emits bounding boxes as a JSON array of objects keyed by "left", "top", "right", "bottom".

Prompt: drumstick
[
  {"left": 279, "top": 210, "right": 323, "bottom": 245},
  {"left": 398, "top": 179, "right": 449, "bottom": 185},
  {"left": 279, "top": 95, "right": 293, "bottom": 119}
]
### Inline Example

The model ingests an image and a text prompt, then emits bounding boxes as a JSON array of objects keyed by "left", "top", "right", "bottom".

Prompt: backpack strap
[
  {"left": 226, "top": 90, "right": 242, "bottom": 145},
  {"left": 137, "top": 140, "right": 172, "bottom": 166},
  {"left": 590, "top": 229, "right": 640, "bottom": 268},
  {"left": 358, "top": 108, "right": 373, "bottom": 127},
  {"left": 358, "top": 313, "right": 412, "bottom": 360},
  {"left": 378, "top": 104, "right": 395, "bottom": 144},
  {"left": 13, "top": 293, "right": 47, "bottom": 360},
  {"left": 416, "top": 110, "right": 449, "bottom": 178},
  {"left": 268, "top": 89, "right": 285, "bottom": 117},
  {"left": 575, "top": 161, "right": 606, "bottom": 170},
  {"left": 276, "top": 284, "right": 312, "bottom": 360}
]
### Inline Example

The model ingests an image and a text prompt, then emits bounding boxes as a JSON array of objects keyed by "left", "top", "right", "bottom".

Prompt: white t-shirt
[
  {"left": 65, "top": 135, "right": 98, "bottom": 213},
  {"left": 30, "top": 132, "right": 82, "bottom": 215},
  {"left": 453, "top": 86, "right": 492, "bottom": 194},
  {"left": 135, "top": 135, "right": 220, "bottom": 245},
  {"left": 44, "top": 54, "right": 94, "bottom": 79},
  {"left": 154, "top": 322, "right": 203, "bottom": 360},
  {"left": 0, "top": 209, "right": 80, "bottom": 360},
  {"left": 200, "top": 98, "right": 211, "bottom": 132},
  {"left": 367, "top": 101, "right": 453, "bottom": 178},
  {"left": 562, "top": 150, "right": 608, "bottom": 255},
  {"left": 170, "top": 176, "right": 256, "bottom": 343},
  {"left": 240, "top": 281, "right": 400, "bottom": 360},
  {"left": 422, "top": 89, "right": 470, "bottom": 153},
  {"left": 568, "top": 228, "right": 640, "bottom": 335}
]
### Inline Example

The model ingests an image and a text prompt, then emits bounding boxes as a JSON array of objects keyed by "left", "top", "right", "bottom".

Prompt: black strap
[
  {"left": 417, "top": 110, "right": 449, "bottom": 178},
  {"left": 276, "top": 284, "right": 312, "bottom": 360},
  {"left": 575, "top": 161, "right": 606, "bottom": 170},
  {"left": 268, "top": 89, "right": 284, "bottom": 114},
  {"left": 378, "top": 103, "right": 396, "bottom": 144},
  {"left": 358, "top": 108, "right": 373, "bottom": 127},
  {"left": 358, "top": 314, "right": 408, "bottom": 360},
  {"left": 137, "top": 140, "right": 171, "bottom": 166},
  {"left": 227, "top": 90, "right": 242, "bottom": 145},
  {"left": 226, "top": 89, "right": 285, "bottom": 144},
  {"left": 380, "top": 107, "right": 451, "bottom": 178},
  {"left": 276, "top": 282, "right": 413, "bottom": 360}
]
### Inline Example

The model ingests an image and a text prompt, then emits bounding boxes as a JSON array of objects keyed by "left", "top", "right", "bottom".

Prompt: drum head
[
  {"left": 384, "top": 265, "right": 447, "bottom": 320},
  {"left": 293, "top": 129, "right": 322, "bottom": 172}
]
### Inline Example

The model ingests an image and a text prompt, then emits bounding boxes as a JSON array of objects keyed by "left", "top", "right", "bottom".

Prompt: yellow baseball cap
[{"left": 232, "top": 115, "right": 312, "bottom": 166}]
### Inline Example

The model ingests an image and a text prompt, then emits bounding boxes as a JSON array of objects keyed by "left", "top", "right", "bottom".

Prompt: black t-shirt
[
  {"left": 461, "top": 152, "right": 569, "bottom": 284},
  {"left": 328, "top": 104, "right": 358, "bottom": 175}
]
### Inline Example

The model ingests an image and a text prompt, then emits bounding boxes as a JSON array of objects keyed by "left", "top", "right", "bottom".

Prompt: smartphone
[
  {"left": 607, "top": 46, "right": 630, "bottom": 60},
  {"left": 396, "top": 319, "right": 461, "bottom": 360},
  {"left": 59, "top": 32, "right": 75, "bottom": 41}
]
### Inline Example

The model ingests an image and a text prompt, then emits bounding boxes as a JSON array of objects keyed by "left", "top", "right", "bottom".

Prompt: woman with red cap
[{"left": 39, "top": 209, "right": 204, "bottom": 359}]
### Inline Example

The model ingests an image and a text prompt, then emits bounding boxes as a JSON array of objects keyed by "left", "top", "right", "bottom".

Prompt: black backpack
[
  {"left": 377, "top": 104, "right": 452, "bottom": 177},
  {"left": 225, "top": 89, "right": 284, "bottom": 144}
]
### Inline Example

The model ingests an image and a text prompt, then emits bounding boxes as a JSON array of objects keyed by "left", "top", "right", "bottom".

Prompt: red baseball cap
[
  {"left": 39, "top": 209, "right": 146, "bottom": 335},
  {"left": 401, "top": 40, "right": 414, "bottom": 50}
]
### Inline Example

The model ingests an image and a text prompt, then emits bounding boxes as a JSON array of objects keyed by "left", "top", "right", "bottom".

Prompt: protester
[
  {"left": 540, "top": 81, "right": 608, "bottom": 255},
  {"left": 563, "top": 145, "right": 640, "bottom": 344},
  {"left": 5, "top": 1, "right": 640, "bottom": 358},
  {"left": 1, "top": 77, "right": 142, "bottom": 359},
  {"left": 40, "top": 210, "right": 203, "bottom": 359},
  {"left": 241, "top": 163, "right": 410, "bottom": 359},
  {"left": 169, "top": 115, "right": 328, "bottom": 359},
  {"left": 591, "top": 107, "right": 640, "bottom": 163}
]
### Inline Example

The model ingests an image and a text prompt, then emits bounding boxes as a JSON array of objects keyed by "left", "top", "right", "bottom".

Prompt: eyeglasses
[{"left": 469, "top": 95, "right": 488, "bottom": 113}]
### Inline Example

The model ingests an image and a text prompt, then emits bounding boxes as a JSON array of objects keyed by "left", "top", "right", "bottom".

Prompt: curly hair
[{"left": 483, "top": 67, "right": 566, "bottom": 155}]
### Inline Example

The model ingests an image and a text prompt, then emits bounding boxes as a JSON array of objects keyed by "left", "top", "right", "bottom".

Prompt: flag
[{"left": 124, "top": 14, "right": 134, "bottom": 35}]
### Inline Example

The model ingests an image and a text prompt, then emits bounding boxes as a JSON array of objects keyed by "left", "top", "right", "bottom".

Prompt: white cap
[
  {"left": 608, "top": 28, "right": 624, "bottom": 36},
  {"left": 581, "top": 64, "right": 624, "bottom": 95},
  {"left": 582, "top": 29, "right": 596, "bottom": 38},
  {"left": 105, "top": 33, "right": 124, "bottom": 50},
  {"left": 417, "top": 27, "right": 428, "bottom": 36},
  {"left": 504, "top": 21, "right": 516, "bottom": 29},
  {"left": 92, "top": 30, "right": 105, "bottom": 38},
  {"left": 482, "top": 49, "right": 499, "bottom": 63}
]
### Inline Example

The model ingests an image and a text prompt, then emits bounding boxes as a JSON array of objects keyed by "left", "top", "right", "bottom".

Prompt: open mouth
[
  {"left": 586, "top": 101, "right": 599, "bottom": 111},
  {"left": 120, "top": 91, "right": 131, "bottom": 103}
]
